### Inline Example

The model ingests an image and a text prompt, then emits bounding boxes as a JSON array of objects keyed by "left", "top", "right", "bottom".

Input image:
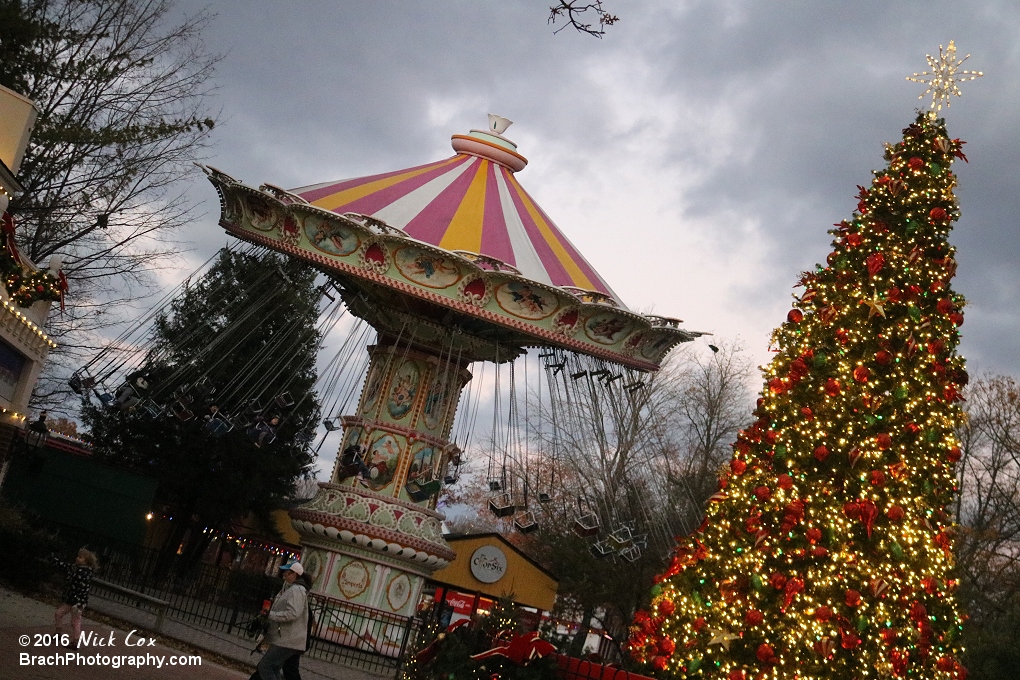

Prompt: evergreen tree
[
  {"left": 82, "top": 249, "right": 320, "bottom": 562},
  {"left": 628, "top": 112, "right": 970, "bottom": 680}
]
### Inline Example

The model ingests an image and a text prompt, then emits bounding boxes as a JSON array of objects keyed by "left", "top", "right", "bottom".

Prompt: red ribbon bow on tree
[{"left": 470, "top": 630, "right": 556, "bottom": 665}]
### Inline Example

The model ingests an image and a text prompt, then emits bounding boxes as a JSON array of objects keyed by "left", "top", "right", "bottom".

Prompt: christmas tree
[{"left": 628, "top": 65, "right": 979, "bottom": 680}]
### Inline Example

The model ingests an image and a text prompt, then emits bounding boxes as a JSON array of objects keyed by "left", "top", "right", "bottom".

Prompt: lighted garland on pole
[
  {"left": 1, "top": 212, "right": 66, "bottom": 308},
  {"left": 627, "top": 47, "right": 981, "bottom": 680}
]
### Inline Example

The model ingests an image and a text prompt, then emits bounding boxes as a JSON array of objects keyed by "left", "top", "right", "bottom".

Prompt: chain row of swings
[
  {"left": 67, "top": 243, "right": 681, "bottom": 561},
  {"left": 478, "top": 345, "right": 655, "bottom": 563},
  {"left": 67, "top": 244, "right": 373, "bottom": 456}
]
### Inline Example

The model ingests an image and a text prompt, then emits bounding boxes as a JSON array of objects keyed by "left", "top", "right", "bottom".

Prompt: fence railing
[{"left": 86, "top": 545, "right": 420, "bottom": 677}]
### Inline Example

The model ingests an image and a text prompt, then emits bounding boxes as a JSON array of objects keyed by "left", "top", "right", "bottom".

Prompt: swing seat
[
  {"left": 275, "top": 392, "right": 295, "bottom": 408},
  {"left": 322, "top": 419, "right": 340, "bottom": 432},
  {"left": 171, "top": 401, "right": 194, "bottom": 421},
  {"left": 488, "top": 493, "right": 515, "bottom": 518},
  {"left": 538, "top": 492, "right": 552, "bottom": 504},
  {"left": 443, "top": 474, "right": 458, "bottom": 485},
  {"left": 590, "top": 540, "right": 614, "bottom": 558},
  {"left": 405, "top": 478, "right": 442, "bottom": 502},
  {"left": 97, "top": 392, "right": 115, "bottom": 407},
  {"left": 608, "top": 526, "right": 634, "bottom": 549},
  {"left": 192, "top": 377, "right": 215, "bottom": 398},
  {"left": 137, "top": 400, "right": 163, "bottom": 420},
  {"left": 205, "top": 414, "right": 233, "bottom": 437},
  {"left": 573, "top": 513, "right": 600, "bottom": 538},
  {"left": 620, "top": 545, "right": 642, "bottom": 562},
  {"left": 69, "top": 373, "right": 96, "bottom": 395},
  {"left": 513, "top": 511, "right": 539, "bottom": 534},
  {"left": 487, "top": 479, "right": 502, "bottom": 492}
]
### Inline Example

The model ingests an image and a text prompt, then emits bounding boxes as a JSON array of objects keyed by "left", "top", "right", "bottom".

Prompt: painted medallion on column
[
  {"left": 361, "top": 363, "right": 385, "bottom": 415},
  {"left": 303, "top": 549, "right": 325, "bottom": 589},
  {"left": 406, "top": 442, "right": 439, "bottom": 485},
  {"left": 337, "top": 560, "right": 371, "bottom": 600},
  {"left": 341, "top": 426, "right": 365, "bottom": 455},
  {"left": 386, "top": 573, "right": 412, "bottom": 612},
  {"left": 495, "top": 281, "right": 557, "bottom": 320},
  {"left": 305, "top": 214, "right": 360, "bottom": 256},
  {"left": 387, "top": 360, "right": 421, "bottom": 420},
  {"left": 394, "top": 247, "right": 462, "bottom": 289},
  {"left": 364, "top": 432, "right": 402, "bottom": 491},
  {"left": 422, "top": 374, "right": 452, "bottom": 431}
]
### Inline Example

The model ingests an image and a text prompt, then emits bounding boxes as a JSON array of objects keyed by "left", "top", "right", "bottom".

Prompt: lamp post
[{"left": 24, "top": 411, "right": 49, "bottom": 450}]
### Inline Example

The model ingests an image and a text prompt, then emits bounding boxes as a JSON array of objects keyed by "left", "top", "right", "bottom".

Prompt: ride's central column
[{"left": 290, "top": 339, "right": 469, "bottom": 624}]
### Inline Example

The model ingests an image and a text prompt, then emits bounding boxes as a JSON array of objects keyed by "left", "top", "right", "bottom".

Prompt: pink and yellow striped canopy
[{"left": 291, "top": 139, "right": 624, "bottom": 307}]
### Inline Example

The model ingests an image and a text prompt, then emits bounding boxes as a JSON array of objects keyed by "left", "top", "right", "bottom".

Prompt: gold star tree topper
[{"left": 907, "top": 40, "right": 983, "bottom": 111}]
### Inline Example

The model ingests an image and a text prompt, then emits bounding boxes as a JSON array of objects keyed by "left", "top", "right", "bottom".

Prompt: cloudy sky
[{"left": 166, "top": 1, "right": 1019, "bottom": 475}]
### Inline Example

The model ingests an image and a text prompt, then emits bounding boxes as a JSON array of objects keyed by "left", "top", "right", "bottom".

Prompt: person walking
[
  {"left": 53, "top": 548, "right": 98, "bottom": 646},
  {"left": 281, "top": 571, "right": 315, "bottom": 680},
  {"left": 251, "top": 561, "right": 308, "bottom": 680}
]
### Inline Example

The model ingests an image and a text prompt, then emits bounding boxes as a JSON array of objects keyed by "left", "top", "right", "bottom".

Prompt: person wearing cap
[{"left": 253, "top": 561, "right": 309, "bottom": 680}]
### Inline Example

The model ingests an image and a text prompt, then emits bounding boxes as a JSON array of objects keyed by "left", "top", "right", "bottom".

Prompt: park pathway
[{"left": 0, "top": 587, "right": 386, "bottom": 680}]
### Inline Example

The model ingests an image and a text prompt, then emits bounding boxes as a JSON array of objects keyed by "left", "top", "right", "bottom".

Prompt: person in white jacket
[{"left": 254, "top": 561, "right": 309, "bottom": 680}]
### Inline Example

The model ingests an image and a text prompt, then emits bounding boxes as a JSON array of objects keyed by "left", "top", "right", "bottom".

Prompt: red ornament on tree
[
  {"left": 813, "top": 637, "right": 836, "bottom": 659},
  {"left": 908, "top": 156, "right": 925, "bottom": 170},
  {"left": 813, "top": 445, "right": 829, "bottom": 462},
  {"left": 825, "top": 378, "right": 842, "bottom": 396},
  {"left": 840, "top": 628, "right": 862, "bottom": 650},
  {"left": 777, "top": 474, "right": 793, "bottom": 490},
  {"left": 947, "top": 446, "right": 962, "bottom": 463},
  {"left": 787, "top": 309, "right": 804, "bottom": 324},
  {"left": 853, "top": 365, "right": 870, "bottom": 383},
  {"left": 875, "top": 349, "right": 893, "bottom": 365},
  {"left": 845, "top": 589, "right": 862, "bottom": 607},
  {"left": 930, "top": 207, "right": 948, "bottom": 221},
  {"left": 745, "top": 609, "right": 764, "bottom": 627},
  {"left": 755, "top": 643, "right": 775, "bottom": 663},
  {"left": 814, "top": 605, "right": 833, "bottom": 623},
  {"left": 866, "top": 252, "right": 885, "bottom": 277},
  {"left": 887, "top": 505, "right": 906, "bottom": 522},
  {"left": 876, "top": 433, "right": 892, "bottom": 450}
]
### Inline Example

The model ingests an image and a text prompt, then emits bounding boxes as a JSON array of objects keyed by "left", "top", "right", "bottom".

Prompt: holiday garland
[{"left": 1, "top": 212, "right": 66, "bottom": 307}]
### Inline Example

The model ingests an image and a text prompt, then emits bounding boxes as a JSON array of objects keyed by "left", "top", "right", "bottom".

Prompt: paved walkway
[
  {"left": 0, "top": 588, "right": 243, "bottom": 679},
  {"left": 0, "top": 587, "right": 391, "bottom": 680}
]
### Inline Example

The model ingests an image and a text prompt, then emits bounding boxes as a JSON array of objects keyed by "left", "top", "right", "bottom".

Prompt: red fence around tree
[{"left": 553, "top": 654, "right": 656, "bottom": 680}]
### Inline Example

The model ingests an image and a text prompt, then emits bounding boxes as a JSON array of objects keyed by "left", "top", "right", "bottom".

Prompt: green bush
[{"left": 0, "top": 501, "right": 63, "bottom": 591}]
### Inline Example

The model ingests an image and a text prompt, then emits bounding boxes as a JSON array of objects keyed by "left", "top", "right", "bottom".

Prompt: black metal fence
[{"left": 86, "top": 545, "right": 420, "bottom": 677}]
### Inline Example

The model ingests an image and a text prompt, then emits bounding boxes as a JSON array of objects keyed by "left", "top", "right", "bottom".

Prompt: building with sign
[{"left": 426, "top": 533, "right": 558, "bottom": 629}]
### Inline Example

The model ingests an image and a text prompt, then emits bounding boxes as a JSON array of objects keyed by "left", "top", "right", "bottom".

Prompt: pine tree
[
  {"left": 628, "top": 111, "right": 970, "bottom": 680},
  {"left": 82, "top": 249, "right": 320, "bottom": 566}
]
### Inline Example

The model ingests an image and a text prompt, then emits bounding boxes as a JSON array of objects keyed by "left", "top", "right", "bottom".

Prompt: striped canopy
[{"left": 291, "top": 132, "right": 624, "bottom": 307}]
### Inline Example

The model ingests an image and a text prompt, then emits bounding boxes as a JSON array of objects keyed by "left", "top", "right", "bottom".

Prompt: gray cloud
[{"left": 162, "top": 1, "right": 1020, "bottom": 473}]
